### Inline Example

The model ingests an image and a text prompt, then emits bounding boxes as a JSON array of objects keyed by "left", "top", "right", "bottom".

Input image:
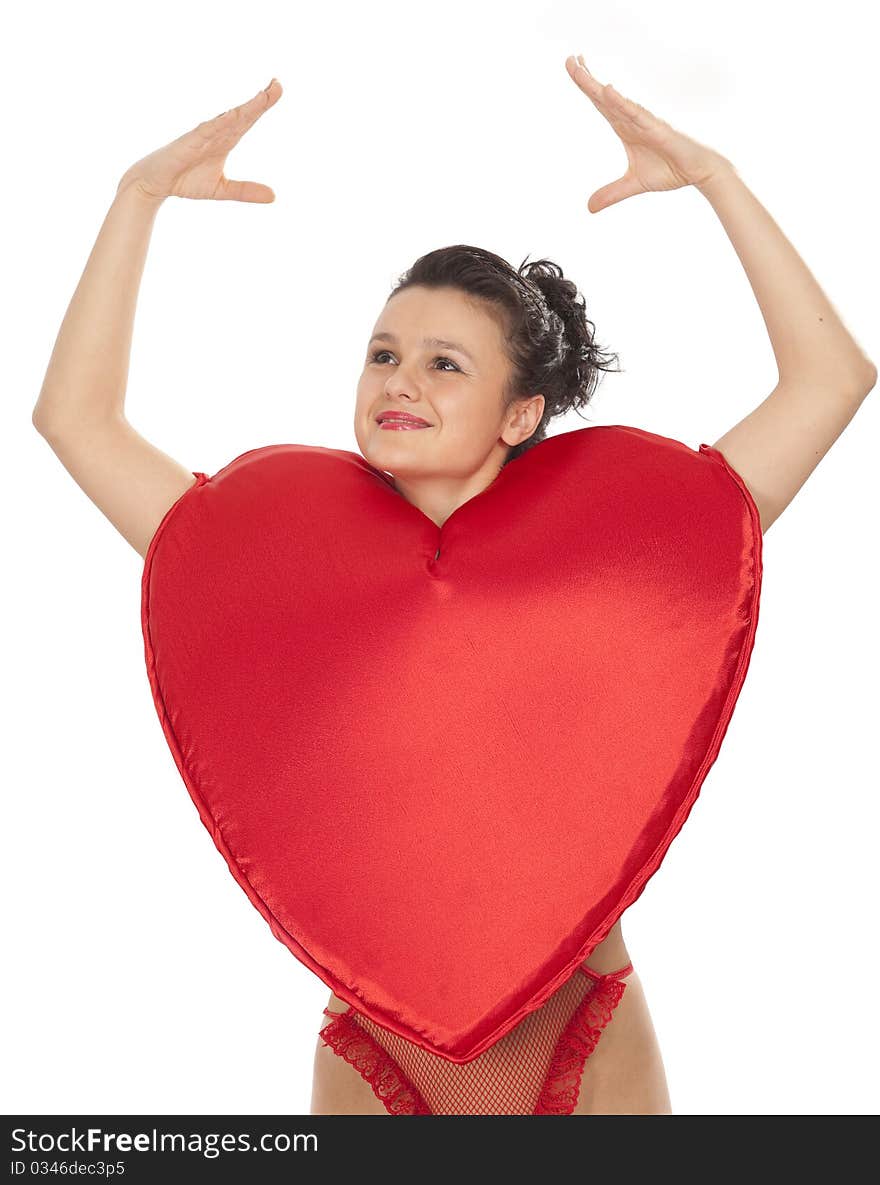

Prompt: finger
[
  {"left": 566, "top": 55, "right": 616, "bottom": 112},
  {"left": 566, "top": 54, "right": 601, "bottom": 91},
  {"left": 568, "top": 60, "right": 656, "bottom": 138},
  {"left": 245, "top": 76, "right": 282, "bottom": 119},
  {"left": 602, "top": 81, "right": 661, "bottom": 134},
  {"left": 217, "top": 176, "right": 276, "bottom": 203},
  {"left": 212, "top": 78, "right": 282, "bottom": 130},
  {"left": 588, "top": 173, "right": 646, "bottom": 214}
]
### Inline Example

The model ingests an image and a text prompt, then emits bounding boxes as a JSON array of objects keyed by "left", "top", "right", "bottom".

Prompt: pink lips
[{"left": 377, "top": 411, "right": 432, "bottom": 430}]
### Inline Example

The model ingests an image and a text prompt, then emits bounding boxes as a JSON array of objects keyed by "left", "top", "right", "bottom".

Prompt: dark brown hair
[{"left": 387, "top": 244, "right": 623, "bottom": 464}]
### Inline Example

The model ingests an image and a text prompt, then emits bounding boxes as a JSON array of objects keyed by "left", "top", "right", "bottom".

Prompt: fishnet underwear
[{"left": 319, "top": 959, "right": 633, "bottom": 1115}]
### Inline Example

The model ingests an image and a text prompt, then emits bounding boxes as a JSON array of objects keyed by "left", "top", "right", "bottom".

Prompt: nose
[{"left": 383, "top": 362, "right": 423, "bottom": 401}]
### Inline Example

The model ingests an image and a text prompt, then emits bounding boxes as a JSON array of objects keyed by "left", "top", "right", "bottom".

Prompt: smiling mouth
[{"left": 378, "top": 421, "right": 432, "bottom": 430}]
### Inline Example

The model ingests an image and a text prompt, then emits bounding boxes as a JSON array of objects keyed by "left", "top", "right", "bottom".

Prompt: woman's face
[{"left": 354, "top": 285, "right": 544, "bottom": 525}]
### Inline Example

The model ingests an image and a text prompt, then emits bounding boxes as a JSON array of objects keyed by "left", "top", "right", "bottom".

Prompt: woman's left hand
[{"left": 565, "top": 54, "right": 734, "bottom": 212}]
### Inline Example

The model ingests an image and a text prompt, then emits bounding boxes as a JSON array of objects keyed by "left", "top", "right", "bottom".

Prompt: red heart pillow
[{"left": 141, "top": 423, "right": 762, "bottom": 1062}]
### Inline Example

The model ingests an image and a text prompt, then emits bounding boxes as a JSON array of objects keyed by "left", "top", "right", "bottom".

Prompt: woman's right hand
[{"left": 116, "top": 78, "right": 282, "bottom": 204}]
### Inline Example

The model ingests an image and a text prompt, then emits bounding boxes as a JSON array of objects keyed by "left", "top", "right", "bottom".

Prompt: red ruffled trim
[
  {"left": 318, "top": 1007, "right": 432, "bottom": 1115},
  {"left": 533, "top": 973, "right": 629, "bottom": 1115}
]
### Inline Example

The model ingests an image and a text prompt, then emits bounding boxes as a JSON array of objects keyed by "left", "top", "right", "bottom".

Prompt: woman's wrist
[
  {"left": 114, "top": 174, "right": 167, "bottom": 210},
  {"left": 694, "top": 157, "right": 740, "bottom": 196}
]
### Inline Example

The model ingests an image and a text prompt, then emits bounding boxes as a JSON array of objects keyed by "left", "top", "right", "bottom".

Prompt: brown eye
[{"left": 369, "top": 350, "right": 460, "bottom": 372}]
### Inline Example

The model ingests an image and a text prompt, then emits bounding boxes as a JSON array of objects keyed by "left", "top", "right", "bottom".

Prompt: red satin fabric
[{"left": 141, "top": 423, "right": 762, "bottom": 1062}]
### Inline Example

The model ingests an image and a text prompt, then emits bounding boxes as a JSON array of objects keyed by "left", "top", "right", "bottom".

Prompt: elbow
[
  {"left": 32, "top": 411, "right": 61, "bottom": 440},
  {"left": 32, "top": 400, "right": 70, "bottom": 439},
  {"left": 852, "top": 358, "right": 878, "bottom": 394},
  {"left": 32, "top": 393, "right": 55, "bottom": 436},
  {"left": 837, "top": 360, "right": 877, "bottom": 402}
]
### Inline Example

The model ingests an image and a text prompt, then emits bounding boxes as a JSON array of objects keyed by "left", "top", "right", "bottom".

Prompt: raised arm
[
  {"left": 565, "top": 54, "right": 876, "bottom": 533},
  {"left": 694, "top": 165, "right": 876, "bottom": 533},
  {"left": 32, "top": 182, "right": 199, "bottom": 559},
  {"left": 32, "top": 77, "right": 282, "bottom": 559}
]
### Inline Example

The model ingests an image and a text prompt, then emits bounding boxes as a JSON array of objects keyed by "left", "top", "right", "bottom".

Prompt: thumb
[
  {"left": 587, "top": 174, "right": 643, "bottom": 214},
  {"left": 217, "top": 177, "right": 276, "bottom": 203}
]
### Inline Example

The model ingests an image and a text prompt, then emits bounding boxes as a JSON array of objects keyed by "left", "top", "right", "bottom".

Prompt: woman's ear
[{"left": 503, "top": 394, "right": 545, "bottom": 446}]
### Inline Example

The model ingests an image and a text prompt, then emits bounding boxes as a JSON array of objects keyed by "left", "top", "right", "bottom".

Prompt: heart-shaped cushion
[{"left": 141, "top": 423, "right": 762, "bottom": 1062}]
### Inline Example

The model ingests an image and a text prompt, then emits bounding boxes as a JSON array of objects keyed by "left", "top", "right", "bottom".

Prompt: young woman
[{"left": 32, "top": 58, "right": 876, "bottom": 1115}]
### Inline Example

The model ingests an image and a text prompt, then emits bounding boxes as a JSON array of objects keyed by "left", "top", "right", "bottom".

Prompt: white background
[{"left": 3, "top": 0, "right": 877, "bottom": 1116}]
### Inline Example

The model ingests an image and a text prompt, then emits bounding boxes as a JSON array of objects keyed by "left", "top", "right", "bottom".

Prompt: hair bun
[{"left": 521, "top": 260, "right": 581, "bottom": 338}]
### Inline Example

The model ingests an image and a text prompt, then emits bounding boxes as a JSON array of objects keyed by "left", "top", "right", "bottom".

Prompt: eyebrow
[{"left": 368, "top": 331, "right": 476, "bottom": 366}]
